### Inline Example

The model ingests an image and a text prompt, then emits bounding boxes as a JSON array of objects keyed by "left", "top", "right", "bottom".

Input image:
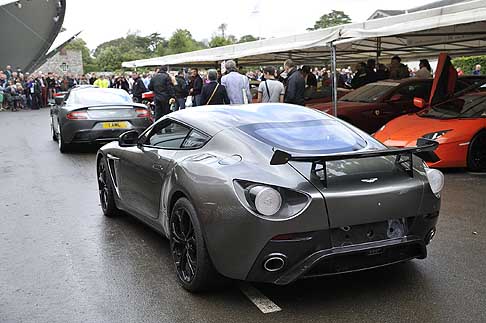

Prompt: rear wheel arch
[{"left": 467, "top": 128, "right": 486, "bottom": 172}]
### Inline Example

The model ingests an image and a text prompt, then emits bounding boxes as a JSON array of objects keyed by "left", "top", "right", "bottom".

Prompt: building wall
[{"left": 35, "top": 49, "right": 84, "bottom": 75}]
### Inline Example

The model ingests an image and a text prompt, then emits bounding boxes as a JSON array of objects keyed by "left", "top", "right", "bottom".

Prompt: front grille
[{"left": 304, "top": 243, "right": 423, "bottom": 277}]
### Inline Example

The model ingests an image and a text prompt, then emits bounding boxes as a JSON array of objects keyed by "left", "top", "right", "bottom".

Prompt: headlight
[
  {"left": 248, "top": 186, "right": 282, "bottom": 216},
  {"left": 422, "top": 130, "right": 451, "bottom": 140},
  {"left": 234, "top": 180, "right": 310, "bottom": 220},
  {"left": 425, "top": 168, "right": 444, "bottom": 197}
]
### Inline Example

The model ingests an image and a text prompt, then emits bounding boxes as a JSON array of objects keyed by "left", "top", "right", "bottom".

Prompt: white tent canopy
[{"left": 123, "top": 0, "right": 486, "bottom": 68}]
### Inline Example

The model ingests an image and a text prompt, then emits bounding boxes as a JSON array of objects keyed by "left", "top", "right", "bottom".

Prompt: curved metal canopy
[{"left": 0, "top": 0, "right": 66, "bottom": 72}]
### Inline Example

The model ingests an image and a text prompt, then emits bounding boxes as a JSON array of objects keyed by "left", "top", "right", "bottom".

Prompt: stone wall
[{"left": 35, "top": 49, "right": 84, "bottom": 75}]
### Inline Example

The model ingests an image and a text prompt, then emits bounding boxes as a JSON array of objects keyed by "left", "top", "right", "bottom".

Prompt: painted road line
[{"left": 239, "top": 283, "right": 282, "bottom": 314}]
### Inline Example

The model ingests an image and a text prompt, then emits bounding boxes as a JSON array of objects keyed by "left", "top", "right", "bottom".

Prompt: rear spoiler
[{"left": 270, "top": 139, "right": 439, "bottom": 166}]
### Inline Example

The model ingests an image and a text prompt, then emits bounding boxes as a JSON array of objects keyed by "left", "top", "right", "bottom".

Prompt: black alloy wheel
[
  {"left": 169, "top": 198, "right": 221, "bottom": 292},
  {"left": 467, "top": 131, "right": 486, "bottom": 172},
  {"left": 171, "top": 206, "right": 198, "bottom": 283},
  {"left": 97, "top": 158, "right": 119, "bottom": 217}
]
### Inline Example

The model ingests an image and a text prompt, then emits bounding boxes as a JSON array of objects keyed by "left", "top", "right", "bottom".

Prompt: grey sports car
[
  {"left": 50, "top": 86, "right": 153, "bottom": 153},
  {"left": 96, "top": 103, "right": 443, "bottom": 292}
]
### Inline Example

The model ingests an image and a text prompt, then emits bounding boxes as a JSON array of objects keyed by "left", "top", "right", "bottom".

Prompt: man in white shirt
[
  {"left": 257, "top": 66, "right": 285, "bottom": 103},
  {"left": 221, "top": 60, "right": 252, "bottom": 105}
]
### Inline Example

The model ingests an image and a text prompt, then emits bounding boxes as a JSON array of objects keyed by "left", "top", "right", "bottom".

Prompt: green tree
[
  {"left": 64, "top": 38, "right": 98, "bottom": 72},
  {"left": 238, "top": 35, "right": 258, "bottom": 43},
  {"left": 167, "top": 29, "right": 204, "bottom": 54},
  {"left": 209, "top": 36, "right": 235, "bottom": 48},
  {"left": 218, "top": 23, "right": 228, "bottom": 38},
  {"left": 452, "top": 55, "right": 486, "bottom": 75},
  {"left": 307, "top": 10, "right": 351, "bottom": 31}
]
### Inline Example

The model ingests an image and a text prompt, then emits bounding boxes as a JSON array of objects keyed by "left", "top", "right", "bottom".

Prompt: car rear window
[
  {"left": 70, "top": 89, "right": 132, "bottom": 106},
  {"left": 240, "top": 119, "right": 367, "bottom": 154}
]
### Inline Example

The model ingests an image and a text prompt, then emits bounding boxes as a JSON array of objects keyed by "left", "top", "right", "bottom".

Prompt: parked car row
[{"left": 51, "top": 74, "right": 486, "bottom": 172}]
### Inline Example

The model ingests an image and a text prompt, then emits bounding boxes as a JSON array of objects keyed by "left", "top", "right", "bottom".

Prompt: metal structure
[{"left": 0, "top": 0, "right": 66, "bottom": 72}]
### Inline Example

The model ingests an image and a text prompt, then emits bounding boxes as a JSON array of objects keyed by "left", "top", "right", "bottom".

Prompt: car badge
[
  {"left": 361, "top": 178, "right": 378, "bottom": 183},
  {"left": 374, "top": 109, "right": 381, "bottom": 116}
]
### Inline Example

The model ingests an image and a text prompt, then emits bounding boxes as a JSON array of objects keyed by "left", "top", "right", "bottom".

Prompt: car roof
[{"left": 170, "top": 104, "right": 332, "bottom": 136}]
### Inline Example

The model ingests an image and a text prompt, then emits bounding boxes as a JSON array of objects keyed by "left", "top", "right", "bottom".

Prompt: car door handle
[{"left": 152, "top": 164, "right": 164, "bottom": 171}]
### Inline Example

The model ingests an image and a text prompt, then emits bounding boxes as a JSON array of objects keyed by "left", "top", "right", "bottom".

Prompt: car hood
[
  {"left": 309, "top": 101, "right": 374, "bottom": 114},
  {"left": 374, "top": 113, "right": 463, "bottom": 146}
]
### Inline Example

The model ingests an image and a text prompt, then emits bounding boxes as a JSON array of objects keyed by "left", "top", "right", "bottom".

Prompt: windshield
[
  {"left": 70, "top": 89, "right": 132, "bottom": 106},
  {"left": 420, "top": 95, "right": 486, "bottom": 119},
  {"left": 340, "top": 82, "right": 397, "bottom": 103},
  {"left": 240, "top": 119, "right": 368, "bottom": 154}
]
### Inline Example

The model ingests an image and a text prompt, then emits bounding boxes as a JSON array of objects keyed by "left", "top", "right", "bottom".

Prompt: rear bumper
[
  {"left": 61, "top": 119, "right": 151, "bottom": 144},
  {"left": 246, "top": 215, "right": 438, "bottom": 285},
  {"left": 68, "top": 127, "right": 147, "bottom": 144}
]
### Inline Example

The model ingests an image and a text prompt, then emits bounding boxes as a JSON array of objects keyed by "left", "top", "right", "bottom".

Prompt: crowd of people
[
  {"left": 0, "top": 56, "right": 482, "bottom": 115},
  {"left": 146, "top": 59, "right": 308, "bottom": 120}
]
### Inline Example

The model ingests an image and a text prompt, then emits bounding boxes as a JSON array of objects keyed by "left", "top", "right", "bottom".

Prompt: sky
[{"left": 63, "top": 0, "right": 438, "bottom": 50}]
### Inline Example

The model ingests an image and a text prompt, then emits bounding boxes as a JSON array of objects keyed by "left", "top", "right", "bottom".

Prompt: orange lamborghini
[
  {"left": 375, "top": 53, "right": 486, "bottom": 172},
  {"left": 374, "top": 92, "right": 486, "bottom": 171}
]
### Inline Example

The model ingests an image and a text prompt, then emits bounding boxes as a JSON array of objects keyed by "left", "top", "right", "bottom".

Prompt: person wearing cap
[{"left": 148, "top": 65, "right": 175, "bottom": 120}]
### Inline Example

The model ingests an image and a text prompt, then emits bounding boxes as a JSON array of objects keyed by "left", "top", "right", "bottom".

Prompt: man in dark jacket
[
  {"left": 189, "top": 68, "right": 203, "bottom": 106},
  {"left": 200, "top": 69, "right": 230, "bottom": 105},
  {"left": 174, "top": 70, "right": 189, "bottom": 110},
  {"left": 148, "top": 66, "right": 175, "bottom": 120},
  {"left": 283, "top": 59, "right": 305, "bottom": 106},
  {"left": 131, "top": 72, "right": 147, "bottom": 103}
]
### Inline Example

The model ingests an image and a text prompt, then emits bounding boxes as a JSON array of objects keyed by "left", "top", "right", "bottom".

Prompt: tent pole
[
  {"left": 376, "top": 37, "right": 382, "bottom": 64},
  {"left": 330, "top": 42, "right": 338, "bottom": 117}
]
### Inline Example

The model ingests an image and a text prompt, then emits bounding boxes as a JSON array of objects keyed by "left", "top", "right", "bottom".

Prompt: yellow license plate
[{"left": 102, "top": 122, "right": 129, "bottom": 129}]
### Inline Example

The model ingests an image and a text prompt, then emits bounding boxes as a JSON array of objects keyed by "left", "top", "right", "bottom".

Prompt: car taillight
[
  {"left": 66, "top": 110, "right": 88, "bottom": 120},
  {"left": 135, "top": 108, "right": 150, "bottom": 118}
]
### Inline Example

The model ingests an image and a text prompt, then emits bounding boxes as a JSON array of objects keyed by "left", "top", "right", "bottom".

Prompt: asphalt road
[{"left": 1, "top": 109, "right": 485, "bottom": 323}]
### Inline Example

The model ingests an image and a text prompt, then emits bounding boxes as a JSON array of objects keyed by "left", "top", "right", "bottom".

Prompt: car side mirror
[
  {"left": 54, "top": 97, "right": 65, "bottom": 106},
  {"left": 119, "top": 130, "right": 139, "bottom": 147},
  {"left": 389, "top": 94, "right": 403, "bottom": 102},
  {"left": 413, "top": 97, "right": 427, "bottom": 109}
]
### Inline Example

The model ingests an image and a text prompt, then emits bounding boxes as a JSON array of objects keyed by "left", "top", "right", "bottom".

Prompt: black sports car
[
  {"left": 50, "top": 86, "right": 153, "bottom": 153},
  {"left": 96, "top": 103, "right": 443, "bottom": 292}
]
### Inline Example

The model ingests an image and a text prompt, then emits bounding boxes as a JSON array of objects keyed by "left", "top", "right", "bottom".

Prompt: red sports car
[{"left": 309, "top": 76, "right": 485, "bottom": 134}]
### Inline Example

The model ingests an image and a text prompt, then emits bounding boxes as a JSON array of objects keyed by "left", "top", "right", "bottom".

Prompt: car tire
[
  {"left": 467, "top": 130, "right": 486, "bottom": 172},
  {"left": 97, "top": 157, "right": 120, "bottom": 217},
  {"left": 170, "top": 198, "right": 221, "bottom": 293},
  {"left": 57, "top": 124, "right": 71, "bottom": 153},
  {"left": 51, "top": 123, "right": 58, "bottom": 142}
]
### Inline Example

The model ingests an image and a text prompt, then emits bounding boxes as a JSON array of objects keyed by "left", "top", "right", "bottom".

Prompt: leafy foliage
[
  {"left": 64, "top": 38, "right": 97, "bottom": 73},
  {"left": 238, "top": 35, "right": 258, "bottom": 43},
  {"left": 307, "top": 10, "right": 352, "bottom": 31},
  {"left": 63, "top": 29, "right": 258, "bottom": 71},
  {"left": 167, "top": 29, "right": 205, "bottom": 54},
  {"left": 452, "top": 56, "right": 486, "bottom": 75},
  {"left": 209, "top": 35, "right": 238, "bottom": 48}
]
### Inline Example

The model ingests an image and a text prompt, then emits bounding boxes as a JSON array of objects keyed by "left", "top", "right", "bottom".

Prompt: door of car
[
  {"left": 118, "top": 119, "right": 192, "bottom": 220},
  {"left": 381, "top": 81, "right": 432, "bottom": 122}
]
